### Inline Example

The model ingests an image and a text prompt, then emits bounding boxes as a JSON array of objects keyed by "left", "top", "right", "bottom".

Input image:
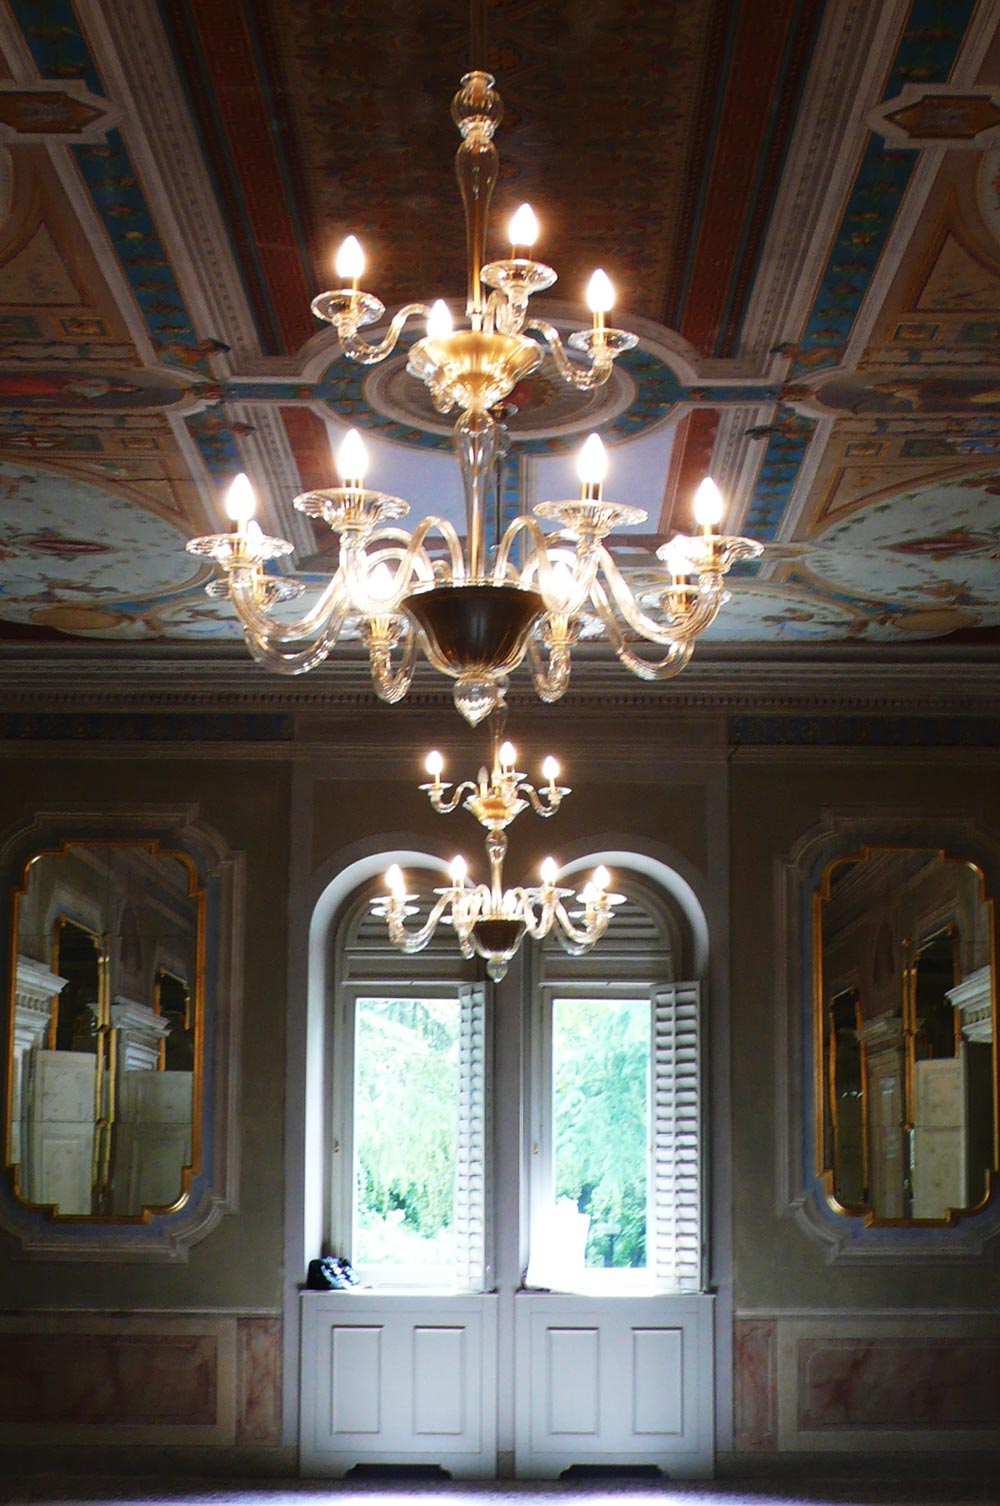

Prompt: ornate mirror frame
[
  {"left": 0, "top": 806, "right": 242, "bottom": 1261},
  {"left": 778, "top": 811, "right": 1000, "bottom": 1265}
]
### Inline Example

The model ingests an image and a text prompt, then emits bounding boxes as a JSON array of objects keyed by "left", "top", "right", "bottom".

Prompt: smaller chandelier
[{"left": 373, "top": 732, "right": 623, "bottom": 980}]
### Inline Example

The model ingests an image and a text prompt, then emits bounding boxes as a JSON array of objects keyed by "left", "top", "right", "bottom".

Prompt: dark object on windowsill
[{"left": 306, "top": 1254, "right": 362, "bottom": 1290}]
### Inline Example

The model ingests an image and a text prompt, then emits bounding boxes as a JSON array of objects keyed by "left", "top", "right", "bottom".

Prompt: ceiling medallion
[
  {"left": 187, "top": 68, "right": 760, "bottom": 723},
  {"left": 373, "top": 717, "right": 624, "bottom": 981}
]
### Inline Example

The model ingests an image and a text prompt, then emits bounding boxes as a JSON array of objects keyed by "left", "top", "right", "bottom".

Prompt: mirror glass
[
  {"left": 816, "top": 847, "right": 996, "bottom": 1223},
  {"left": 7, "top": 841, "right": 202, "bottom": 1218}
]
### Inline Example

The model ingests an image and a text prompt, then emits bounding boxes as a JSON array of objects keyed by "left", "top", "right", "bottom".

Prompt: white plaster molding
[
  {"left": 738, "top": 0, "right": 912, "bottom": 368},
  {"left": 226, "top": 401, "right": 314, "bottom": 556},
  {"left": 15, "top": 955, "right": 67, "bottom": 1011},
  {"left": 76, "top": 0, "right": 260, "bottom": 365},
  {"left": 949, "top": 964, "right": 994, "bottom": 1043}
]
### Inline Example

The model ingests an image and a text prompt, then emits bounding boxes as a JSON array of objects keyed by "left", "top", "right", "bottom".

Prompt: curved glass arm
[
  {"left": 527, "top": 634, "right": 573, "bottom": 704},
  {"left": 384, "top": 888, "right": 457, "bottom": 954},
  {"left": 591, "top": 548, "right": 693, "bottom": 647},
  {"left": 494, "top": 515, "right": 595, "bottom": 618},
  {"left": 367, "top": 622, "right": 417, "bottom": 705},
  {"left": 241, "top": 611, "right": 351, "bottom": 676},
  {"left": 230, "top": 569, "right": 351, "bottom": 650},
  {"left": 425, "top": 780, "right": 481, "bottom": 815},
  {"left": 524, "top": 318, "right": 614, "bottom": 390},
  {"left": 662, "top": 571, "right": 729, "bottom": 643},
  {"left": 341, "top": 303, "right": 434, "bottom": 365},
  {"left": 590, "top": 582, "right": 695, "bottom": 681}
]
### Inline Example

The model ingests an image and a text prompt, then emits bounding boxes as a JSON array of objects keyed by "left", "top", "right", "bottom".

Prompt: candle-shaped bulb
[
  {"left": 450, "top": 854, "right": 468, "bottom": 886},
  {"left": 592, "top": 864, "right": 611, "bottom": 893},
  {"left": 693, "top": 476, "right": 725, "bottom": 531},
  {"left": 499, "top": 740, "right": 517, "bottom": 771},
  {"left": 337, "top": 427, "right": 368, "bottom": 487},
  {"left": 367, "top": 561, "right": 394, "bottom": 605},
  {"left": 577, "top": 433, "right": 608, "bottom": 490},
  {"left": 586, "top": 269, "right": 615, "bottom": 314},
  {"left": 225, "top": 472, "right": 256, "bottom": 527},
  {"left": 542, "top": 755, "right": 560, "bottom": 785},
  {"left": 425, "top": 749, "right": 444, "bottom": 780},
  {"left": 335, "top": 235, "right": 365, "bottom": 283},
  {"left": 245, "top": 519, "right": 263, "bottom": 547},
  {"left": 508, "top": 202, "right": 538, "bottom": 252},
  {"left": 427, "top": 300, "right": 454, "bottom": 339},
  {"left": 540, "top": 856, "right": 559, "bottom": 886},
  {"left": 385, "top": 863, "right": 406, "bottom": 899}
]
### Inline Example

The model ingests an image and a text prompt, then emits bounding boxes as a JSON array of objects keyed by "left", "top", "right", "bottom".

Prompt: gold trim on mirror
[
  {"left": 815, "top": 843, "right": 998, "bottom": 1228},
  {"left": 6, "top": 839, "right": 206, "bottom": 1224}
]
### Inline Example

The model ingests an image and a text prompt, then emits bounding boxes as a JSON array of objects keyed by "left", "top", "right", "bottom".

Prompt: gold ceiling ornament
[
  {"left": 187, "top": 67, "right": 760, "bottom": 724},
  {"left": 372, "top": 721, "right": 624, "bottom": 980}
]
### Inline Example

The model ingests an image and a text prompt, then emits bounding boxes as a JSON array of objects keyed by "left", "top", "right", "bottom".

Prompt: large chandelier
[
  {"left": 187, "top": 67, "right": 761, "bottom": 724},
  {"left": 372, "top": 727, "right": 624, "bottom": 980}
]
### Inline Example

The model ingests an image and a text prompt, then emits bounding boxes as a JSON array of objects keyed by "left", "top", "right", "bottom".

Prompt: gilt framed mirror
[
  {"left": 814, "top": 845, "right": 997, "bottom": 1226},
  {"left": 1, "top": 807, "right": 241, "bottom": 1259}
]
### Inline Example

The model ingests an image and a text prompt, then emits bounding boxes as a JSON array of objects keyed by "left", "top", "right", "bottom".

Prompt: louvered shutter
[
  {"left": 454, "top": 981, "right": 488, "bottom": 1290},
  {"left": 652, "top": 982, "right": 703, "bottom": 1293}
]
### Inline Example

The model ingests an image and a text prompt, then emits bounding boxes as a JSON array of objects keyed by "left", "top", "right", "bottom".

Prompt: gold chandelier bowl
[{"left": 407, "top": 330, "right": 541, "bottom": 412}]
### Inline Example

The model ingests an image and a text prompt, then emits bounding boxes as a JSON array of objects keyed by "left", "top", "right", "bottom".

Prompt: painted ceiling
[{"left": 0, "top": 0, "right": 999, "bottom": 654}]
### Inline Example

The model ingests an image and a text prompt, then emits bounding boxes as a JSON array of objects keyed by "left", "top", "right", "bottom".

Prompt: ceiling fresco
[{"left": 0, "top": 0, "right": 998, "bottom": 653}]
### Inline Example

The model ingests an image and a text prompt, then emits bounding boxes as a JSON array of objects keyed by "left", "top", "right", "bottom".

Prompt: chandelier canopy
[
  {"left": 373, "top": 722, "right": 624, "bottom": 980},
  {"left": 187, "top": 67, "right": 761, "bottom": 724}
]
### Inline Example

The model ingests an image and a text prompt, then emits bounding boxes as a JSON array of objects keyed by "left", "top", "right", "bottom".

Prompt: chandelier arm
[
  {"left": 241, "top": 621, "right": 347, "bottom": 677},
  {"left": 228, "top": 564, "right": 351, "bottom": 649},
  {"left": 520, "top": 891, "right": 559, "bottom": 941},
  {"left": 367, "top": 513, "right": 467, "bottom": 595},
  {"left": 340, "top": 303, "right": 435, "bottom": 365},
  {"left": 590, "top": 548, "right": 694, "bottom": 647},
  {"left": 527, "top": 635, "right": 573, "bottom": 704},
  {"left": 368, "top": 627, "right": 416, "bottom": 705},
  {"left": 591, "top": 592, "right": 696, "bottom": 682},
  {"left": 524, "top": 318, "right": 614, "bottom": 390},
  {"left": 662, "top": 572, "right": 729, "bottom": 642},
  {"left": 494, "top": 515, "right": 594, "bottom": 617},
  {"left": 553, "top": 899, "right": 611, "bottom": 954},
  {"left": 427, "top": 780, "right": 481, "bottom": 815},
  {"left": 386, "top": 889, "right": 457, "bottom": 954},
  {"left": 522, "top": 786, "right": 561, "bottom": 818}
]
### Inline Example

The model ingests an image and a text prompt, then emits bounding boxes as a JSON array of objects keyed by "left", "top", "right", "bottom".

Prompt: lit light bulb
[
  {"left": 427, "top": 300, "right": 454, "bottom": 339},
  {"left": 577, "top": 433, "right": 608, "bottom": 489},
  {"left": 547, "top": 559, "right": 574, "bottom": 612},
  {"left": 592, "top": 865, "right": 611, "bottom": 893},
  {"left": 337, "top": 427, "right": 368, "bottom": 487},
  {"left": 367, "top": 561, "right": 394, "bottom": 605},
  {"left": 499, "top": 740, "right": 517, "bottom": 770},
  {"left": 661, "top": 534, "right": 696, "bottom": 579},
  {"left": 425, "top": 749, "right": 444, "bottom": 779},
  {"left": 542, "top": 755, "right": 560, "bottom": 785},
  {"left": 586, "top": 269, "right": 615, "bottom": 314},
  {"left": 245, "top": 519, "right": 263, "bottom": 547},
  {"left": 693, "top": 476, "right": 725, "bottom": 531},
  {"left": 335, "top": 235, "right": 365, "bottom": 283},
  {"left": 508, "top": 202, "right": 538, "bottom": 252},
  {"left": 225, "top": 473, "right": 256, "bottom": 529},
  {"left": 385, "top": 864, "right": 406, "bottom": 899},
  {"left": 450, "top": 854, "right": 468, "bottom": 886},
  {"left": 540, "top": 856, "right": 559, "bottom": 886}
]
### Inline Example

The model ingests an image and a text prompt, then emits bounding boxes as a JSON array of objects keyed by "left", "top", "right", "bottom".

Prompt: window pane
[
  {"left": 553, "top": 996, "right": 649, "bottom": 1269},
  {"left": 354, "top": 996, "right": 460, "bottom": 1274}
]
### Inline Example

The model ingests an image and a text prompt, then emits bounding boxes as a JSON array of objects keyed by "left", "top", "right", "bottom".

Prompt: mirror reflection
[
  {"left": 7, "top": 842, "right": 202, "bottom": 1218},
  {"left": 816, "top": 847, "right": 997, "bottom": 1223}
]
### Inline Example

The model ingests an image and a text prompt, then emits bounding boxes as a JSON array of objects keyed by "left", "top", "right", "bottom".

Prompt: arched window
[
  {"left": 526, "top": 877, "right": 703, "bottom": 1294},
  {"left": 329, "top": 874, "right": 489, "bottom": 1291}
]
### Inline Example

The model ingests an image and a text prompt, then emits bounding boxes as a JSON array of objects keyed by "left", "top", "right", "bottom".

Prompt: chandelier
[
  {"left": 372, "top": 726, "right": 624, "bottom": 980},
  {"left": 187, "top": 66, "right": 761, "bottom": 725}
]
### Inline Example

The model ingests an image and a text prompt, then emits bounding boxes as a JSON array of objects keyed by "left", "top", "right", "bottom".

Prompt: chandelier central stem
[
  {"left": 455, "top": 409, "right": 499, "bottom": 581},
  {"left": 452, "top": 71, "right": 502, "bottom": 325}
]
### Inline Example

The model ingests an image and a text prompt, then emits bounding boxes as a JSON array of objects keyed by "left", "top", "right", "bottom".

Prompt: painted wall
[{"left": 0, "top": 711, "right": 997, "bottom": 1470}]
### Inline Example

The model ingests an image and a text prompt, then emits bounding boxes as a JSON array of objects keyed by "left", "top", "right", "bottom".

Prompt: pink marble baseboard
[
  {"left": 236, "top": 1316, "right": 282, "bottom": 1445},
  {"left": 798, "top": 1336, "right": 1000, "bottom": 1431},
  {"left": 734, "top": 1318, "right": 777, "bottom": 1451},
  {"left": 0, "top": 1332, "right": 218, "bottom": 1426}
]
